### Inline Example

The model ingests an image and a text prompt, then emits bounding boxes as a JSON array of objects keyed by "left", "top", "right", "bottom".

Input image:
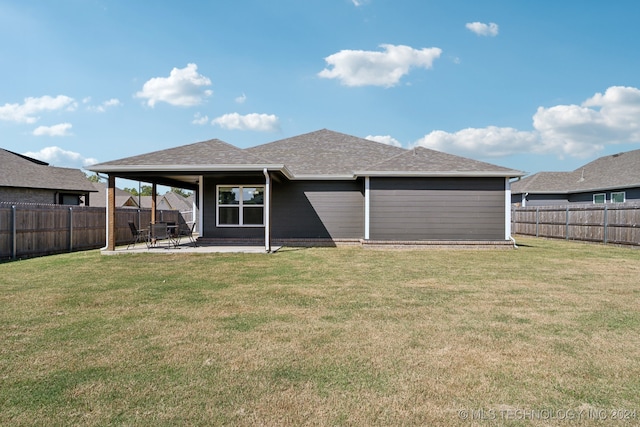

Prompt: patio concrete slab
[{"left": 100, "top": 242, "right": 280, "bottom": 255}]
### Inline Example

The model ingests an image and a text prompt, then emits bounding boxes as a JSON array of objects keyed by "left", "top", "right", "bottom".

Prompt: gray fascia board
[{"left": 354, "top": 170, "right": 525, "bottom": 178}]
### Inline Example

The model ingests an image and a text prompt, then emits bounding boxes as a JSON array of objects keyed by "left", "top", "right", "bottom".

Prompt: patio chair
[
  {"left": 127, "top": 221, "right": 147, "bottom": 249},
  {"left": 167, "top": 221, "right": 180, "bottom": 247},
  {"left": 179, "top": 222, "right": 198, "bottom": 247},
  {"left": 148, "top": 222, "right": 171, "bottom": 248}
]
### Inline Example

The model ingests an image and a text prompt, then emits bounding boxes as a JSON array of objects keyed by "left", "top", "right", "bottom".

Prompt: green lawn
[{"left": 1, "top": 237, "right": 640, "bottom": 426}]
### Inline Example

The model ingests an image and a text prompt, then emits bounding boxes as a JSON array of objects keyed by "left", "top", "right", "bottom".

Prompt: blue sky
[{"left": 2, "top": 0, "right": 640, "bottom": 178}]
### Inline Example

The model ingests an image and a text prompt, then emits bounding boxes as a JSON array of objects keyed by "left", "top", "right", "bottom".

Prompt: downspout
[
  {"left": 263, "top": 168, "right": 271, "bottom": 253},
  {"left": 198, "top": 175, "right": 203, "bottom": 236}
]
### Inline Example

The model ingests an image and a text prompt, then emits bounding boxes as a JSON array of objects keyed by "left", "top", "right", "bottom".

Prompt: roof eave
[
  {"left": 354, "top": 170, "right": 525, "bottom": 178},
  {"left": 87, "top": 164, "right": 294, "bottom": 179}
]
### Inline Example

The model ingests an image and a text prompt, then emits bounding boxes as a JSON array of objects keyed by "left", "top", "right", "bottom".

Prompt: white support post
[
  {"left": 505, "top": 178, "right": 512, "bottom": 240},
  {"left": 263, "top": 168, "right": 271, "bottom": 252},
  {"left": 364, "top": 176, "right": 370, "bottom": 240}
]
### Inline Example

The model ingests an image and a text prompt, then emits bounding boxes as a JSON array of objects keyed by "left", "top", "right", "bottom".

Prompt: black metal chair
[
  {"left": 127, "top": 221, "right": 147, "bottom": 249},
  {"left": 179, "top": 222, "right": 198, "bottom": 247},
  {"left": 148, "top": 222, "right": 170, "bottom": 248}
]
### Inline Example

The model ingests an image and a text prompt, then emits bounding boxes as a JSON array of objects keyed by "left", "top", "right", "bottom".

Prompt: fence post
[
  {"left": 565, "top": 207, "right": 569, "bottom": 240},
  {"left": 536, "top": 207, "right": 539, "bottom": 237},
  {"left": 603, "top": 205, "right": 608, "bottom": 244},
  {"left": 11, "top": 205, "right": 17, "bottom": 260},
  {"left": 69, "top": 207, "right": 73, "bottom": 252}
]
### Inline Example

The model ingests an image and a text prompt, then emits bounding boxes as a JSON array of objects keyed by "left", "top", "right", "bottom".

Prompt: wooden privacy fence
[
  {"left": 512, "top": 204, "right": 640, "bottom": 246},
  {"left": 0, "top": 203, "right": 183, "bottom": 260}
]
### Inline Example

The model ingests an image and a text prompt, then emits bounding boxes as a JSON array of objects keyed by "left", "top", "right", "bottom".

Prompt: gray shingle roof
[
  {"left": 88, "top": 129, "right": 524, "bottom": 179},
  {"left": 91, "top": 138, "right": 271, "bottom": 167},
  {"left": 360, "top": 146, "right": 522, "bottom": 176},
  {"left": 246, "top": 129, "right": 407, "bottom": 176},
  {"left": 512, "top": 149, "right": 640, "bottom": 194},
  {"left": 0, "top": 149, "right": 96, "bottom": 192}
]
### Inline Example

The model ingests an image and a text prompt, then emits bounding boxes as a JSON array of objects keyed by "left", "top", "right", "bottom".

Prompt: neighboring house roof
[
  {"left": 88, "top": 129, "right": 523, "bottom": 179},
  {"left": 89, "top": 182, "right": 139, "bottom": 207},
  {"left": 0, "top": 148, "right": 96, "bottom": 192},
  {"left": 512, "top": 149, "right": 640, "bottom": 194},
  {"left": 138, "top": 192, "right": 193, "bottom": 211},
  {"left": 161, "top": 191, "right": 193, "bottom": 212}
]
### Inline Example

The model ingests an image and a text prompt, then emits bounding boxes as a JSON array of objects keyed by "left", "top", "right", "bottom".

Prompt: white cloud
[
  {"left": 191, "top": 112, "right": 209, "bottom": 125},
  {"left": 23, "top": 146, "right": 97, "bottom": 168},
  {"left": 211, "top": 113, "right": 280, "bottom": 131},
  {"left": 32, "top": 123, "right": 73, "bottom": 137},
  {"left": 413, "top": 86, "right": 640, "bottom": 159},
  {"left": 351, "top": 0, "right": 368, "bottom": 6},
  {"left": 0, "top": 95, "right": 76, "bottom": 123},
  {"left": 466, "top": 22, "right": 499, "bottom": 37},
  {"left": 87, "top": 98, "right": 122, "bottom": 112},
  {"left": 235, "top": 93, "right": 247, "bottom": 104},
  {"left": 415, "top": 127, "right": 539, "bottom": 157},
  {"left": 318, "top": 44, "right": 442, "bottom": 87},
  {"left": 135, "top": 63, "right": 213, "bottom": 107},
  {"left": 366, "top": 135, "right": 402, "bottom": 147}
]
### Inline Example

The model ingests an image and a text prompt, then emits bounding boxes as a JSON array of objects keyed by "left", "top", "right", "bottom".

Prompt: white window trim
[
  {"left": 593, "top": 193, "right": 606, "bottom": 204},
  {"left": 611, "top": 191, "right": 626, "bottom": 203},
  {"left": 216, "top": 184, "right": 265, "bottom": 227}
]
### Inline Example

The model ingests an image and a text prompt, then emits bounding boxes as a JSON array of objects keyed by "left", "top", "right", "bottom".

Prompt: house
[
  {"left": 0, "top": 148, "right": 96, "bottom": 205},
  {"left": 512, "top": 148, "right": 640, "bottom": 206},
  {"left": 88, "top": 129, "right": 524, "bottom": 250},
  {"left": 89, "top": 182, "right": 139, "bottom": 207}
]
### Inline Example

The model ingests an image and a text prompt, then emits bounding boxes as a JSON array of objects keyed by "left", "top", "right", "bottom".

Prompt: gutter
[{"left": 353, "top": 170, "right": 526, "bottom": 178}]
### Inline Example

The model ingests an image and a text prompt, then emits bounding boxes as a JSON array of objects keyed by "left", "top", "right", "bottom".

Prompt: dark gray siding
[
  {"left": 370, "top": 178, "right": 506, "bottom": 241},
  {"left": 271, "top": 180, "right": 364, "bottom": 239}
]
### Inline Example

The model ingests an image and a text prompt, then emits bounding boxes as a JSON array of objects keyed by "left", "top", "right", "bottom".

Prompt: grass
[{"left": 1, "top": 237, "right": 640, "bottom": 426}]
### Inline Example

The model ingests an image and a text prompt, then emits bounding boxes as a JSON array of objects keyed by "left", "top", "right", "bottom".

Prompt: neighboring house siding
[
  {"left": 370, "top": 177, "right": 505, "bottom": 240},
  {"left": 522, "top": 194, "right": 569, "bottom": 206},
  {"left": 569, "top": 188, "right": 640, "bottom": 204},
  {"left": 518, "top": 188, "right": 640, "bottom": 206},
  {"left": 271, "top": 180, "right": 364, "bottom": 239},
  {"left": 0, "top": 187, "right": 56, "bottom": 204}
]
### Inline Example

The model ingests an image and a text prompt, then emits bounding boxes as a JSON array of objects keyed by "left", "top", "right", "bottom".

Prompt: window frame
[
  {"left": 593, "top": 193, "right": 606, "bottom": 204},
  {"left": 611, "top": 191, "right": 626, "bottom": 203},
  {"left": 216, "top": 185, "right": 265, "bottom": 227}
]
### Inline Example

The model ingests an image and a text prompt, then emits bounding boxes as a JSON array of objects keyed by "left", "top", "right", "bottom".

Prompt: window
[
  {"left": 611, "top": 191, "right": 626, "bottom": 203},
  {"left": 217, "top": 185, "right": 264, "bottom": 226},
  {"left": 593, "top": 193, "right": 606, "bottom": 204}
]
